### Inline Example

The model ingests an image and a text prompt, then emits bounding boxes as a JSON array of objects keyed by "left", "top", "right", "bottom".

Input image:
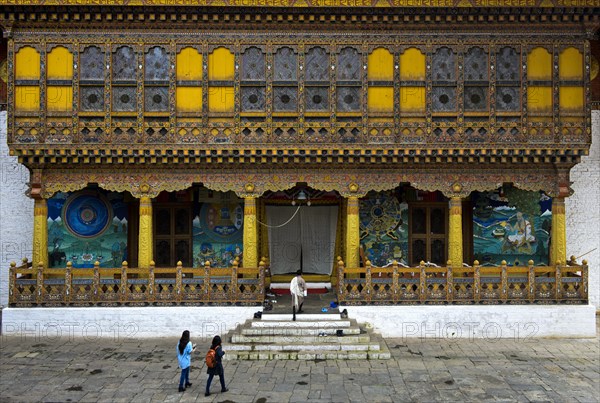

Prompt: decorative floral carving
[{"left": 39, "top": 168, "right": 564, "bottom": 199}]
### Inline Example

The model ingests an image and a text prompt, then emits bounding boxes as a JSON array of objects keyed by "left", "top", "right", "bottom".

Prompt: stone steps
[
  {"left": 223, "top": 317, "right": 390, "bottom": 360},
  {"left": 240, "top": 326, "right": 362, "bottom": 336}
]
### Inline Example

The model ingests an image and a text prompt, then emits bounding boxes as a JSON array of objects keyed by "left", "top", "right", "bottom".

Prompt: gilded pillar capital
[
  {"left": 244, "top": 196, "right": 257, "bottom": 214},
  {"left": 449, "top": 196, "right": 463, "bottom": 214},
  {"left": 139, "top": 196, "right": 153, "bottom": 216},
  {"left": 346, "top": 196, "right": 360, "bottom": 215}
]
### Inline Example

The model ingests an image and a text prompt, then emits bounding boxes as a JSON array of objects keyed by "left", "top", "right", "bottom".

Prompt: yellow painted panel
[
  {"left": 529, "top": 117, "right": 552, "bottom": 123},
  {"left": 370, "top": 118, "right": 393, "bottom": 123},
  {"left": 176, "top": 87, "right": 202, "bottom": 112},
  {"left": 400, "top": 48, "right": 425, "bottom": 81},
  {"left": 15, "top": 86, "right": 40, "bottom": 111},
  {"left": 527, "top": 86, "right": 552, "bottom": 113},
  {"left": 559, "top": 47, "right": 583, "bottom": 80},
  {"left": 400, "top": 118, "right": 426, "bottom": 124},
  {"left": 559, "top": 86, "right": 583, "bottom": 113},
  {"left": 47, "top": 46, "right": 73, "bottom": 80},
  {"left": 400, "top": 87, "right": 425, "bottom": 112},
  {"left": 368, "top": 48, "right": 393, "bottom": 81},
  {"left": 208, "top": 47, "right": 234, "bottom": 81},
  {"left": 208, "top": 86, "right": 234, "bottom": 113},
  {"left": 47, "top": 86, "right": 73, "bottom": 111},
  {"left": 368, "top": 87, "right": 393, "bottom": 113},
  {"left": 177, "top": 47, "right": 203, "bottom": 81},
  {"left": 15, "top": 47, "right": 40, "bottom": 80},
  {"left": 527, "top": 47, "right": 552, "bottom": 81}
]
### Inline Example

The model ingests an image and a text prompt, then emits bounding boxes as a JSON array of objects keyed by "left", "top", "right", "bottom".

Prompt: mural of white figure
[{"left": 503, "top": 211, "right": 536, "bottom": 253}]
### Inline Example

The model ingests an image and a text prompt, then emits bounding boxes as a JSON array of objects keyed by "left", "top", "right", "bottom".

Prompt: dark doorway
[{"left": 153, "top": 203, "right": 192, "bottom": 267}]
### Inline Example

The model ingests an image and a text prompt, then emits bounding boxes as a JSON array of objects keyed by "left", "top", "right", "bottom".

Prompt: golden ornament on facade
[
  {"left": 245, "top": 183, "right": 255, "bottom": 193},
  {"left": 452, "top": 183, "right": 462, "bottom": 193},
  {"left": 348, "top": 183, "right": 359, "bottom": 193},
  {"left": 139, "top": 184, "right": 150, "bottom": 194}
]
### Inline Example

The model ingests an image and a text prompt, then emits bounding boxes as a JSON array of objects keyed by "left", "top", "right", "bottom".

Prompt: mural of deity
[
  {"left": 359, "top": 191, "right": 408, "bottom": 267},
  {"left": 193, "top": 190, "right": 243, "bottom": 267},
  {"left": 473, "top": 189, "right": 550, "bottom": 266},
  {"left": 502, "top": 211, "right": 536, "bottom": 253}
]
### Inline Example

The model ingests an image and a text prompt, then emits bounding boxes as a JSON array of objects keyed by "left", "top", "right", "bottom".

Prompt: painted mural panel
[
  {"left": 193, "top": 190, "right": 243, "bottom": 267},
  {"left": 47, "top": 190, "right": 129, "bottom": 268},
  {"left": 359, "top": 191, "right": 408, "bottom": 267},
  {"left": 472, "top": 188, "right": 551, "bottom": 266}
]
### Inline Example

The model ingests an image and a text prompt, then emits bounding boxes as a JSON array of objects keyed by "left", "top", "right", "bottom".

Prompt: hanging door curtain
[{"left": 266, "top": 206, "right": 338, "bottom": 275}]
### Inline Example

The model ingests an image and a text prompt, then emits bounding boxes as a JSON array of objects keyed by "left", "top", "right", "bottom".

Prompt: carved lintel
[{"left": 39, "top": 168, "right": 564, "bottom": 199}]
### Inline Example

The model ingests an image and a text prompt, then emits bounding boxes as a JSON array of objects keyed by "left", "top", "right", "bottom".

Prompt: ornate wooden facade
[{"left": 2, "top": 1, "right": 598, "bottom": 305}]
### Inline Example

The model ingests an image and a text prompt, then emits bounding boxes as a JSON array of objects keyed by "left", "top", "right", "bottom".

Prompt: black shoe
[
  {"left": 221, "top": 388, "right": 229, "bottom": 393},
  {"left": 205, "top": 392, "right": 210, "bottom": 396},
  {"left": 185, "top": 382, "right": 192, "bottom": 387},
  {"left": 297, "top": 310, "right": 304, "bottom": 313},
  {"left": 178, "top": 387, "right": 185, "bottom": 392}
]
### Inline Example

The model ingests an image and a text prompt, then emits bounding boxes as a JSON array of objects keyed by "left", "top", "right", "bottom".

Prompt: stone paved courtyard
[{"left": 0, "top": 317, "right": 598, "bottom": 403}]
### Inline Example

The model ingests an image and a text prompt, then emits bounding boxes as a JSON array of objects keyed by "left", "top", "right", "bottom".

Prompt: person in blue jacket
[
  {"left": 205, "top": 335, "right": 228, "bottom": 397},
  {"left": 176, "top": 330, "right": 195, "bottom": 392}
]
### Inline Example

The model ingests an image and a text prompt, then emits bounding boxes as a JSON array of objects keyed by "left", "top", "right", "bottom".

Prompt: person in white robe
[{"left": 290, "top": 270, "right": 307, "bottom": 317}]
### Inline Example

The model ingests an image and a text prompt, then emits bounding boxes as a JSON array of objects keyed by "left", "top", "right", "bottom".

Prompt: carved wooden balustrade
[
  {"left": 8, "top": 259, "right": 265, "bottom": 307},
  {"left": 336, "top": 258, "right": 588, "bottom": 305}
]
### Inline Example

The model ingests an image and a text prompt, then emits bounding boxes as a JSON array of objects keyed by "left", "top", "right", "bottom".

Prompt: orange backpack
[{"left": 205, "top": 348, "right": 217, "bottom": 368}]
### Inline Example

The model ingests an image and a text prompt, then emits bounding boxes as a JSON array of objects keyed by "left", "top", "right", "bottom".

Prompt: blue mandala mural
[{"left": 63, "top": 192, "right": 112, "bottom": 238}]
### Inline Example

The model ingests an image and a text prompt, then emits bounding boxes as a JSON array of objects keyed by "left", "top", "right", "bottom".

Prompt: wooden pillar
[
  {"left": 32, "top": 198, "right": 48, "bottom": 268},
  {"left": 550, "top": 197, "right": 566, "bottom": 265},
  {"left": 345, "top": 196, "right": 360, "bottom": 269},
  {"left": 138, "top": 196, "right": 153, "bottom": 268},
  {"left": 448, "top": 197, "right": 463, "bottom": 267},
  {"left": 243, "top": 196, "right": 258, "bottom": 268}
]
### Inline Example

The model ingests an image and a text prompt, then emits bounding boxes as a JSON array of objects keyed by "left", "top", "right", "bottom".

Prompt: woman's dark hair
[
  {"left": 178, "top": 330, "right": 190, "bottom": 354},
  {"left": 211, "top": 335, "right": 222, "bottom": 349}
]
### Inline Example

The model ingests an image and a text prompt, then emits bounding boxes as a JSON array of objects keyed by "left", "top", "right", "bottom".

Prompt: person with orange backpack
[{"left": 205, "top": 335, "right": 228, "bottom": 397}]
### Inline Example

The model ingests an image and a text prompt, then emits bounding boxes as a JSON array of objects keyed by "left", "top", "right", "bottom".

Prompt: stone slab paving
[{"left": 0, "top": 318, "right": 598, "bottom": 402}]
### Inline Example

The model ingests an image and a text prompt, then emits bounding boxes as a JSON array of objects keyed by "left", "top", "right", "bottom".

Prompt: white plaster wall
[
  {"left": 567, "top": 110, "right": 600, "bottom": 311},
  {"left": 343, "top": 305, "right": 597, "bottom": 339},
  {"left": 0, "top": 111, "right": 33, "bottom": 308},
  {"left": 3, "top": 305, "right": 595, "bottom": 339},
  {"left": 1, "top": 306, "right": 259, "bottom": 340}
]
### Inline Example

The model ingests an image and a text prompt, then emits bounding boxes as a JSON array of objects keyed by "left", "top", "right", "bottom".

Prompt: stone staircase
[{"left": 222, "top": 313, "right": 391, "bottom": 360}]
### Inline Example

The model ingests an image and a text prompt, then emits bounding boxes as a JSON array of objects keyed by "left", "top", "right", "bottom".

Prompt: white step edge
[
  {"left": 252, "top": 320, "right": 350, "bottom": 327},
  {"left": 241, "top": 327, "right": 361, "bottom": 336},
  {"left": 260, "top": 314, "right": 341, "bottom": 321}
]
